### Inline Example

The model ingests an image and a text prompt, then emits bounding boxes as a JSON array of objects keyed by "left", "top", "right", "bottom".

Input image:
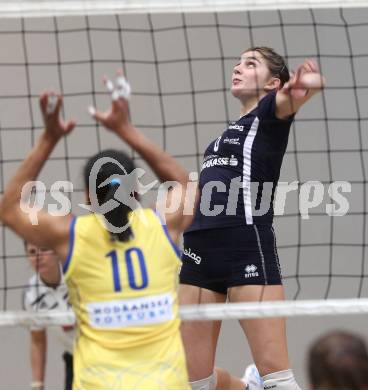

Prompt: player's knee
[
  {"left": 262, "top": 369, "right": 301, "bottom": 390},
  {"left": 190, "top": 372, "right": 217, "bottom": 390}
]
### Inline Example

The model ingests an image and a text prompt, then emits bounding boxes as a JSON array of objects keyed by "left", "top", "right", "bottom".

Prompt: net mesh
[{"left": 0, "top": 2, "right": 367, "bottom": 325}]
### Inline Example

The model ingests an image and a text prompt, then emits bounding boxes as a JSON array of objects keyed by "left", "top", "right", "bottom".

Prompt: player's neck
[{"left": 239, "top": 92, "right": 266, "bottom": 117}]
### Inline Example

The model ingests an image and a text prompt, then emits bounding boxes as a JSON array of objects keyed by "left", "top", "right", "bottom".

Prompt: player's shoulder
[
  {"left": 130, "top": 208, "right": 160, "bottom": 230},
  {"left": 74, "top": 213, "right": 105, "bottom": 240},
  {"left": 74, "top": 213, "right": 95, "bottom": 228},
  {"left": 24, "top": 274, "right": 48, "bottom": 306},
  {"left": 26, "top": 274, "right": 47, "bottom": 291},
  {"left": 255, "top": 90, "right": 276, "bottom": 116},
  {"left": 256, "top": 90, "right": 294, "bottom": 131},
  {"left": 27, "top": 273, "right": 38, "bottom": 286},
  {"left": 53, "top": 281, "right": 70, "bottom": 300}
]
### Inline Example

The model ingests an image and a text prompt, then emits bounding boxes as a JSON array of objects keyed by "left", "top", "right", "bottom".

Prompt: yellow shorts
[{"left": 73, "top": 331, "right": 190, "bottom": 390}]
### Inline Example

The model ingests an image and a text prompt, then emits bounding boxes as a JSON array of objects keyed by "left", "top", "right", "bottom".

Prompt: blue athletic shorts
[{"left": 180, "top": 225, "right": 282, "bottom": 294}]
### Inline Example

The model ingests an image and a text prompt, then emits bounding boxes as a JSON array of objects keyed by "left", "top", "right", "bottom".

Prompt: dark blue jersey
[{"left": 187, "top": 90, "right": 294, "bottom": 232}]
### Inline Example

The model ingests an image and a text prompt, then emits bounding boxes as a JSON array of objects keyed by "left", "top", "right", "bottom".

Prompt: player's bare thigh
[
  {"left": 228, "top": 284, "right": 290, "bottom": 376},
  {"left": 179, "top": 284, "right": 226, "bottom": 381}
]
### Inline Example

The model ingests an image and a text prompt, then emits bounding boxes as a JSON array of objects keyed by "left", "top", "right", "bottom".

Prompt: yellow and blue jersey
[{"left": 63, "top": 208, "right": 189, "bottom": 389}]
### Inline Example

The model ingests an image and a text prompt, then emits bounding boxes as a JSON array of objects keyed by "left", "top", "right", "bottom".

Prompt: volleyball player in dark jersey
[{"left": 179, "top": 47, "right": 325, "bottom": 390}]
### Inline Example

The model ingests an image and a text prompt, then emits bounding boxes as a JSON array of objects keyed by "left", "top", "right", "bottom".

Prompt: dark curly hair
[{"left": 84, "top": 149, "right": 136, "bottom": 242}]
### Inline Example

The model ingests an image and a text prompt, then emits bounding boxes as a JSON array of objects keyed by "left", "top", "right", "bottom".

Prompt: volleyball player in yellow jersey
[{"left": 0, "top": 74, "right": 195, "bottom": 389}]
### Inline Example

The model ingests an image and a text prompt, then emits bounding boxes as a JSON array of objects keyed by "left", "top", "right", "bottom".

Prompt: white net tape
[
  {"left": 0, "top": 0, "right": 368, "bottom": 18},
  {"left": 2, "top": 299, "right": 368, "bottom": 327}
]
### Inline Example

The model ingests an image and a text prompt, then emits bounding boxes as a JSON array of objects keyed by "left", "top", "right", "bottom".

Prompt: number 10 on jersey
[{"left": 106, "top": 247, "right": 149, "bottom": 292}]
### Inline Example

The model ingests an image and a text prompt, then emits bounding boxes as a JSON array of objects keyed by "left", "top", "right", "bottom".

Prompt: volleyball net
[{"left": 0, "top": 0, "right": 367, "bottom": 327}]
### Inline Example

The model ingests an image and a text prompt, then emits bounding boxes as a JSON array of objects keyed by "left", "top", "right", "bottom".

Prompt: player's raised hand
[
  {"left": 89, "top": 70, "right": 133, "bottom": 139},
  {"left": 39, "top": 92, "right": 76, "bottom": 140},
  {"left": 282, "top": 59, "right": 325, "bottom": 100}
]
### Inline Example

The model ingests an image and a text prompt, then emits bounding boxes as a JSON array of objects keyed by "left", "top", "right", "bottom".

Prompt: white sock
[
  {"left": 262, "top": 369, "right": 301, "bottom": 390},
  {"left": 189, "top": 372, "right": 217, "bottom": 390}
]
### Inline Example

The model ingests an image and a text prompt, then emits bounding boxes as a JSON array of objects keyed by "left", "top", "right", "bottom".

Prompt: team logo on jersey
[
  {"left": 228, "top": 124, "right": 244, "bottom": 131},
  {"left": 245, "top": 264, "right": 259, "bottom": 278},
  {"left": 229, "top": 155, "right": 238, "bottom": 166},
  {"left": 213, "top": 136, "right": 222, "bottom": 152},
  {"left": 87, "top": 293, "right": 174, "bottom": 328},
  {"left": 183, "top": 247, "right": 201, "bottom": 264},
  {"left": 223, "top": 137, "right": 240, "bottom": 145},
  {"left": 202, "top": 155, "right": 238, "bottom": 170}
]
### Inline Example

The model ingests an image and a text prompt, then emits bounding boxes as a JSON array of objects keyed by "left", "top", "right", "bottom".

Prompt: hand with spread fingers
[
  {"left": 39, "top": 92, "right": 76, "bottom": 141},
  {"left": 89, "top": 70, "right": 133, "bottom": 139},
  {"left": 282, "top": 59, "right": 325, "bottom": 100}
]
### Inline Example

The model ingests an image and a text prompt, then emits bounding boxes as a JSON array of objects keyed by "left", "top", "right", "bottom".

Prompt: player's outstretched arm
[
  {"left": 276, "top": 59, "right": 326, "bottom": 119},
  {"left": 0, "top": 93, "right": 74, "bottom": 259},
  {"left": 90, "top": 72, "right": 197, "bottom": 242}
]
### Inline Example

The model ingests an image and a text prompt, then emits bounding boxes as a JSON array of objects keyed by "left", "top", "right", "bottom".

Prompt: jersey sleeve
[
  {"left": 153, "top": 210, "right": 182, "bottom": 260},
  {"left": 257, "top": 90, "right": 295, "bottom": 126}
]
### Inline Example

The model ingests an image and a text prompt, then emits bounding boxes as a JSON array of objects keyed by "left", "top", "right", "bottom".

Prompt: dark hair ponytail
[
  {"left": 84, "top": 149, "right": 136, "bottom": 242},
  {"left": 308, "top": 331, "right": 368, "bottom": 390}
]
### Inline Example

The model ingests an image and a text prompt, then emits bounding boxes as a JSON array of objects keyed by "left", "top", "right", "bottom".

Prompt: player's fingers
[
  {"left": 54, "top": 95, "right": 63, "bottom": 115},
  {"left": 39, "top": 93, "right": 48, "bottom": 112},
  {"left": 115, "top": 76, "right": 131, "bottom": 101},
  {"left": 111, "top": 99, "right": 120, "bottom": 110},
  {"left": 44, "top": 93, "right": 58, "bottom": 116},
  {"left": 112, "top": 98, "right": 125, "bottom": 110},
  {"left": 302, "top": 64, "right": 312, "bottom": 74},
  {"left": 304, "top": 60, "right": 314, "bottom": 72},
  {"left": 282, "top": 81, "right": 290, "bottom": 90},
  {"left": 104, "top": 77, "right": 114, "bottom": 93},
  {"left": 93, "top": 111, "right": 107, "bottom": 124},
  {"left": 287, "top": 71, "right": 294, "bottom": 84},
  {"left": 113, "top": 97, "right": 130, "bottom": 117},
  {"left": 88, "top": 106, "right": 97, "bottom": 118},
  {"left": 286, "top": 69, "right": 297, "bottom": 86},
  {"left": 304, "top": 59, "right": 317, "bottom": 73},
  {"left": 295, "top": 65, "right": 304, "bottom": 81},
  {"left": 309, "top": 59, "right": 319, "bottom": 72},
  {"left": 88, "top": 106, "right": 106, "bottom": 123},
  {"left": 65, "top": 120, "right": 76, "bottom": 133}
]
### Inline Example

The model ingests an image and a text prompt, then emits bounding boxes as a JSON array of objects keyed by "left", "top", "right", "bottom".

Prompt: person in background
[
  {"left": 23, "top": 242, "right": 75, "bottom": 390},
  {"left": 308, "top": 330, "right": 368, "bottom": 390}
]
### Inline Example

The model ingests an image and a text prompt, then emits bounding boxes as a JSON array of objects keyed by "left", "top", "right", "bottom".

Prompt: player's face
[
  {"left": 231, "top": 50, "right": 274, "bottom": 99},
  {"left": 26, "top": 243, "right": 57, "bottom": 274}
]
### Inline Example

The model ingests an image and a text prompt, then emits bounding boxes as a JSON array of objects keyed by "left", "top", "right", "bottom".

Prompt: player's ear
[{"left": 264, "top": 76, "right": 281, "bottom": 92}]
